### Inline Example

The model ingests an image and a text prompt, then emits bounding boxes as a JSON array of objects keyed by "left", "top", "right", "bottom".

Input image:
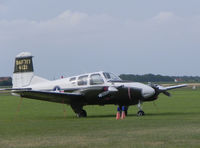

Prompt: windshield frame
[{"left": 103, "top": 72, "right": 122, "bottom": 81}]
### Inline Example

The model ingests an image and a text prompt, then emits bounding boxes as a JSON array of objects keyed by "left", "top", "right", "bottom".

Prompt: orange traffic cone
[
  {"left": 116, "top": 107, "right": 121, "bottom": 120},
  {"left": 121, "top": 106, "right": 126, "bottom": 119}
]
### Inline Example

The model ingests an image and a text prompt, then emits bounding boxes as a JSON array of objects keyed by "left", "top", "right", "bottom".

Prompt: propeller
[{"left": 148, "top": 83, "right": 171, "bottom": 97}]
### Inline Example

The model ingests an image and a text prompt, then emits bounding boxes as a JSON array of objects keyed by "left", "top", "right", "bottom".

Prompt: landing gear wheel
[
  {"left": 77, "top": 109, "right": 87, "bottom": 118},
  {"left": 137, "top": 110, "right": 145, "bottom": 116},
  {"left": 81, "top": 110, "right": 87, "bottom": 117}
]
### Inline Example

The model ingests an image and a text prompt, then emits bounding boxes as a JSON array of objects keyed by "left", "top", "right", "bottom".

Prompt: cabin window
[
  {"left": 78, "top": 75, "right": 88, "bottom": 86},
  {"left": 69, "top": 77, "right": 76, "bottom": 81},
  {"left": 90, "top": 74, "right": 104, "bottom": 85},
  {"left": 103, "top": 72, "right": 111, "bottom": 79}
]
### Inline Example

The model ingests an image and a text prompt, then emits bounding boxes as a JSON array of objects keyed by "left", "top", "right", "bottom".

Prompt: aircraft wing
[
  {"left": 18, "top": 90, "right": 84, "bottom": 104},
  {"left": 159, "top": 84, "right": 187, "bottom": 91},
  {"left": 153, "top": 84, "right": 187, "bottom": 97},
  {"left": 0, "top": 89, "right": 84, "bottom": 104}
]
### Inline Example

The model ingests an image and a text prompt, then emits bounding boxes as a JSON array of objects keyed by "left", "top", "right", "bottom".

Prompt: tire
[
  {"left": 77, "top": 109, "right": 87, "bottom": 117},
  {"left": 137, "top": 110, "right": 145, "bottom": 116},
  {"left": 81, "top": 109, "right": 87, "bottom": 117}
]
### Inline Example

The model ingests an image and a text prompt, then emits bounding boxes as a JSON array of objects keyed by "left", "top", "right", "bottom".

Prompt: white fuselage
[{"left": 27, "top": 71, "right": 155, "bottom": 99}]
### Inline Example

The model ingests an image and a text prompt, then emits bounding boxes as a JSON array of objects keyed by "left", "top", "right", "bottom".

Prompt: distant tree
[
  {"left": 119, "top": 74, "right": 200, "bottom": 83},
  {"left": 0, "top": 77, "right": 12, "bottom": 86}
]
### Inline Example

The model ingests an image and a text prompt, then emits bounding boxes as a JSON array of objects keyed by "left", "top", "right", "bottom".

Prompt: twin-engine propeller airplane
[{"left": 1, "top": 52, "right": 187, "bottom": 117}]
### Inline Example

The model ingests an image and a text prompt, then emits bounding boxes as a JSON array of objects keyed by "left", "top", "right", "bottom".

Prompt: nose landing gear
[
  {"left": 137, "top": 100, "right": 145, "bottom": 116},
  {"left": 137, "top": 110, "right": 145, "bottom": 116}
]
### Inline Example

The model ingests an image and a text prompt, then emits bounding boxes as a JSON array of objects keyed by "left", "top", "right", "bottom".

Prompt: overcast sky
[{"left": 0, "top": 0, "right": 200, "bottom": 78}]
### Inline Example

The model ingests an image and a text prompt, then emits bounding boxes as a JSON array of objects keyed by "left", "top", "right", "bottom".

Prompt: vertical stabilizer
[{"left": 13, "top": 52, "right": 34, "bottom": 88}]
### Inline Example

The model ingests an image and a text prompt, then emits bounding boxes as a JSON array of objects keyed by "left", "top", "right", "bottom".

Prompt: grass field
[{"left": 0, "top": 88, "right": 200, "bottom": 148}]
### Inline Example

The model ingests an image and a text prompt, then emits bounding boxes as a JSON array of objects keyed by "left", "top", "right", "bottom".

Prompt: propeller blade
[
  {"left": 149, "top": 83, "right": 171, "bottom": 97},
  {"left": 162, "top": 91, "right": 171, "bottom": 97}
]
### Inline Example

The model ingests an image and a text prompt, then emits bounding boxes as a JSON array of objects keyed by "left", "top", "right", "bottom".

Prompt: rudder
[{"left": 12, "top": 52, "right": 34, "bottom": 88}]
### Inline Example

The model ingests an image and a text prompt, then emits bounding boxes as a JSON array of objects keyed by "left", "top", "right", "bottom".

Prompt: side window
[
  {"left": 90, "top": 74, "right": 104, "bottom": 85},
  {"left": 78, "top": 75, "right": 88, "bottom": 86},
  {"left": 69, "top": 77, "right": 76, "bottom": 81},
  {"left": 103, "top": 72, "right": 111, "bottom": 79},
  {"left": 69, "top": 77, "right": 76, "bottom": 86}
]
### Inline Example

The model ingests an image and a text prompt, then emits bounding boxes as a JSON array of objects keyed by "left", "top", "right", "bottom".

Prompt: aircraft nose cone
[{"left": 142, "top": 86, "right": 155, "bottom": 98}]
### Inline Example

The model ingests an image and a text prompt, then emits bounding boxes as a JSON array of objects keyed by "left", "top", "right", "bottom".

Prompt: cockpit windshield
[{"left": 103, "top": 72, "right": 122, "bottom": 81}]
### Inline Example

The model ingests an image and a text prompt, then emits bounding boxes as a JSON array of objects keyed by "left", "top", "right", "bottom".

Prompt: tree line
[
  {"left": 119, "top": 74, "right": 200, "bottom": 83},
  {"left": 0, "top": 77, "right": 12, "bottom": 86}
]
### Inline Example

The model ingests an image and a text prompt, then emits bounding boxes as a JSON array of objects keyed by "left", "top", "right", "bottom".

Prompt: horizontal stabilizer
[{"left": 0, "top": 88, "right": 31, "bottom": 93}]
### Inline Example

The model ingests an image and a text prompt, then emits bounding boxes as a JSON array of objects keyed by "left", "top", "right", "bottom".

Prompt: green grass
[{"left": 0, "top": 88, "right": 200, "bottom": 148}]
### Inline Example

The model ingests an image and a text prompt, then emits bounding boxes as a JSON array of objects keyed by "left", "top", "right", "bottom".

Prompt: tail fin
[{"left": 12, "top": 52, "right": 48, "bottom": 88}]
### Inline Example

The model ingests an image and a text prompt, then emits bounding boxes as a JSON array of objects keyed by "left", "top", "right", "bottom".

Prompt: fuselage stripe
[{"left": 128, "top": 87, "right": 132, "bottom": 101}]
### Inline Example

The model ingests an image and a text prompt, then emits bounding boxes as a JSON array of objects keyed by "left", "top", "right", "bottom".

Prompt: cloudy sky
[{"left": 0, "top": 0, "right": 200, "bottom": 78}]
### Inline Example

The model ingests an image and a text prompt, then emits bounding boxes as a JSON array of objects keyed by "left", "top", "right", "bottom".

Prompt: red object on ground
[
  {"left": 116, "top": 111, "right": 120, "bottom": 120},
  {"left": 121, "top": 111, "right": 126, "bottom": 119}
]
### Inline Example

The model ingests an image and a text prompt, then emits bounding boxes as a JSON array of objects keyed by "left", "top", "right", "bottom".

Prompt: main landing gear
[
  {"left": 137, "top": 100, "right": 145, "bottom": 116},
  {"left": 71, "top": 104, "right": 87, "bottom": 118},
  {"left": 77, "top": 109, "right": 87, "bottom": 118}
]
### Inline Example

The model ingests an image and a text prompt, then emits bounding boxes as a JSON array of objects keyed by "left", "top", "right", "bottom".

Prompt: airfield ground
[{"left": 0, "top": 87, "right": 199, "bottom": 148}]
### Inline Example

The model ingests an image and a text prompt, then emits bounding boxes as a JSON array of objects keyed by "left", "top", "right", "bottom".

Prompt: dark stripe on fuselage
[{"left": 30, "top": 85, "right": 143, "bottom": 106}]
